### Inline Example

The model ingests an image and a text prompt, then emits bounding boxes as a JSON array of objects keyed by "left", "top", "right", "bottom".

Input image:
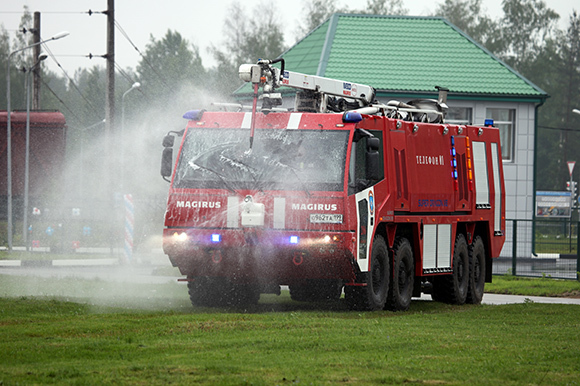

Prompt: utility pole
[
  {"left": 32, "top": 11, "right": 41, "bottom": 110},
  {"left": 105, "top": 0, "right": 116, "bottom": 253},
  {"left": 105, "top": 0, "right": 115, "bottom": 142}
]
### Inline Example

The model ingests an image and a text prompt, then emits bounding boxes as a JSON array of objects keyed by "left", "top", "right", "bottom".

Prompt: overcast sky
[{"left": 0, "top": 0, "right": 577, "bottom": 76}]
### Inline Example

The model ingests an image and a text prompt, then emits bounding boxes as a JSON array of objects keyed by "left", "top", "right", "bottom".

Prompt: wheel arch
[{"left": 473, "top": 221, "right": 493, "bottom": 283}]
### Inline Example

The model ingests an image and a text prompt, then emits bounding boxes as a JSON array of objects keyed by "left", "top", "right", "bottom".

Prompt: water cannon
[
  {"left": 238, "top": 58, "right": 286, "bottom": 149},
  {"left": 239, "top": 59, "right": 283, "bottom": 88},
  {"left": 239, "top": 59, "right": 285, "bottom": 110}
]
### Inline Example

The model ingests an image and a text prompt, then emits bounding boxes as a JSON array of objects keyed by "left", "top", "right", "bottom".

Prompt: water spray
[{"left": 239, "top": 58, "right": 285, "bottom": 151}]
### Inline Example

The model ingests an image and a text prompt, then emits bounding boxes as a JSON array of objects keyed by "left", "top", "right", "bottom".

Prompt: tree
[
  {"left": 0, "top": 26, "right": 11, "bottom": 109},
  {"left": 357, "top": 0, "right": 408, "bottom": 15},
  {"left": 210, "top": 1, "right": 286, "bottom": 94},
  {"left": 535, "top": 12, "right": 580, "bottom": 190},
  {"left": 496, "top": 0, "right": 559, "bottom": 71},
  {"left": 11, "top": 6, "right": 33, "bottom": 66},
  {"left": 297, "top": 0, "right": 408, "bottom": 39},
  {"left": 0, "top": 7, "right": 35, "bottom": 111},
  {"left": 434, "top": 0, "right": 498, "bottom": 49},
  {"left": 556, "top": 12, "right": 580, "bottom": 127},
  {"left": 296, "top": 0, "right": 346, "bottom": 37},
  {"left": 136, "top": 29, "right": 205, "bottom": 102}
]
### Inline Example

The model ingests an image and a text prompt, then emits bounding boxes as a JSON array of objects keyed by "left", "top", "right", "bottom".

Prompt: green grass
[
  {"left": 0, "top": 273, "right": 190, "bottom": 312},
  {"left": 1, "top": 271, "right": 580, "bottom": 384},
  {"left": 534, "top": 234, "right": 578, "bottom": 254},
  {"left": 0, "top": 296, "right": 579, "bottom": 385},
  {"left": 487, "top": 275, "right": 580, "bottom": 297}
]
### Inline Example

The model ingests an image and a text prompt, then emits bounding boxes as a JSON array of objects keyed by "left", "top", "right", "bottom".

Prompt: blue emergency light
[
  {"left": 183, "top": 109, "right": 204, "bottom": 120},
  {"left": 484, "top": 119, "right": 494, "bottom": 127},
  {"left": 211, "top": 234, "right": 221, "bottom": 243},
  {"left": 289, "top": 236, "right": 299, "bottom": 244},
  {"left": 342, "top": 111, "right": 363, "bottom": 123}
]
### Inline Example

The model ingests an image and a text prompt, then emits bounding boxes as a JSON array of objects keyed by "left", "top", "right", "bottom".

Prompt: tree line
[{"left": 1, "top": 0, "right": 579, "bottom": 192}]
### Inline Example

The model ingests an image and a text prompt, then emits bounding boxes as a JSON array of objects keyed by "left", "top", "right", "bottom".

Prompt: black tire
[
  {"left": 467, "top": 236, "right": 486, "bottom": 304},
  {"left": 230, "top": 283, "right": 261, "bottom": 307},
  {"left": 289, "top": 279, "right": 342, "bottom": 302},
  {"left": 188, "top": 277, "right": 260, "bottom": 308},
  {"left": 345, "top": 235, "right": 390, "bottom": 311},
  {"left": 431, "top": 234, "right": 469, "bottom": 305},
  {"left": 187, "top": 276, "right": 224, "bottom": 307},
  {"left": 387, "top": 237, "right": 414, "bottom": 311}
]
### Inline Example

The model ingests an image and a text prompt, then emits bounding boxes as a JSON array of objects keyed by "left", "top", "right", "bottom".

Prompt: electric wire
[
  {"left": 8, "top": 10, "right": 158, "bottom": 124},
  {"left": 113, "top": 61, "right": 151, "bottom": 102},
  {"left": 38, "top": 76, "right": 83, "bottom": 122},
  {"left": 42, "top": 44, "right": 102, "bottom": 121},
  {"left": 114, "top": 19, "right": 173, "bottom": 92},
  {"left": 113, "top": 61, "right": 137, "bottom": 86},
  {"left": 0, "top": 10, "right": 104, "bottom": 15}
]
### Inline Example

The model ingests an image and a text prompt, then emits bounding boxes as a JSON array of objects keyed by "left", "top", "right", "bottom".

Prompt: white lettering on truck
[
  {"left": 176, "top": 201, "right": 221, "bottom": 209},
  {"left": 291, "top": 203, "right": 338, "bottom": 211},
  {"left": 416, "top": 154, "right": 445, "bottom": 166}
]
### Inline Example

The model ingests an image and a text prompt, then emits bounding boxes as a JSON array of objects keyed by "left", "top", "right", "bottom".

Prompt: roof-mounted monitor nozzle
[{"left": 435, "top": 86, "right": 449, "bottom": 106}]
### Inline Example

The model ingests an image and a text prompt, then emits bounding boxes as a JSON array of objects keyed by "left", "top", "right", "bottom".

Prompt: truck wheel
[
  {"left": 387, "top": 237, "right": 414, "bottom": 311},
  {"left": 431, "top": 234, "right": 469, "bottom": 305},
  {"left": 345, "top": 235, "right": 389, "bottom": 311},
  {"left": 230, "top": 284, "right": 261, "bottom": 307},
  {"left": 289, "top": 280, "right": 342, "bottom": 302},
  {"left": 187, "top": 276, "right": 219, "bottom": 307},
  {"left": 188, "top": 278, "right": 260, "bottom": 308},
  {"left": 467, "top": 236, "right": 486, "bottom": 304}
]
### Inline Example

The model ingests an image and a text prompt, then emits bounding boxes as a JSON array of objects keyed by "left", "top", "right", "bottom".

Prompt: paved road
[
  {"left": 420, "top": 293, "right": 580, "bottom": 305},
  {"left": 1, "top": 257, "right": 579, "bottom": 306}
]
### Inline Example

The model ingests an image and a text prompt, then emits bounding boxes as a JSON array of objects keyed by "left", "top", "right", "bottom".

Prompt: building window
[
  {"left": 446, "top": 107, "right": 472, "bottom": 125},
  {"left": 486, "top": 108, "right": 515, "bottom": 161}
]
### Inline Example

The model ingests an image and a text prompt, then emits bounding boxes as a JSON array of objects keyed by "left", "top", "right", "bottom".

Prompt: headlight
[{"left": 172, "top": 232, "right": 188, "bottom": 242}]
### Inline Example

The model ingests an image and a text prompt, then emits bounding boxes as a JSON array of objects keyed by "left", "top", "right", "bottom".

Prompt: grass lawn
[
  {"left": 0, "top": 272, "right": 579, "bottom": 385},
  {"left": 0, "top": 297, "right": 579, "bottom": 385},
  {"left": 487, "top": 275, "right": 580, "bottom": 297}
]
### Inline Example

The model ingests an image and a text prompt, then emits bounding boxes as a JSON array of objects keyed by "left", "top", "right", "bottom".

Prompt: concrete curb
[
  {"left": 0, "top": 258, "right": 120, "bottom": 267},
  {"left": 534, "top": 253, "right": 577, "bottom": 259}
]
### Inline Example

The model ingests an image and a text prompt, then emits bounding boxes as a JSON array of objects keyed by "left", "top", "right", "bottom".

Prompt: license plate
[{"left": 309, "top": 214, "right": 343, "bottom": 224}]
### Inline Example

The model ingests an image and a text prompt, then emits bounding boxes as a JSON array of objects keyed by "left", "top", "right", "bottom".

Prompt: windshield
[{"left": 173, "top": 128, "right": 349, "bottom": 192}]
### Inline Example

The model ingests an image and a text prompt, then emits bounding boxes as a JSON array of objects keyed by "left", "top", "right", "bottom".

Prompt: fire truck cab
[{"left": 161, "top": 59, "right": 505, "bottom": 311}]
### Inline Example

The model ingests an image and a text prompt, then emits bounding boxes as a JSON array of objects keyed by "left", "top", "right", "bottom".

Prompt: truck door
[
  {"left": 355, "top": 187, "right": 375, "bottom": 272},
  {"left": 452, "top": 136, "right": 472, "bottom": 211},
  {"left": 390, "top": 130, "right": 409, "bottom": 210},
  {"left": 349, "top": 131, "right": 383, "bottom": 273}
]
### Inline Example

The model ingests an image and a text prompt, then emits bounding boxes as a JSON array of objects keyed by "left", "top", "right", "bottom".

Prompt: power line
[
  {"left": 42, "top": 44, "right": 102, "bottom": 121},
  {"left": 0, "top": 10, "right": 104, "bottom": 15},
  {"left": 114, "top": 19, "right": 172, "bottom": 92},
  {"left": 38, "top": 77, "right": 83, "bottom": 122},
  {"left": 113, "top": 61, "right": 136, "bottom": 85}
]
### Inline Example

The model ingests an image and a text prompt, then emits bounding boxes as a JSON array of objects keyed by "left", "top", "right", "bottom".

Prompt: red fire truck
[{"left": 161, "top": 59, "right": 505, "bottom": 311}]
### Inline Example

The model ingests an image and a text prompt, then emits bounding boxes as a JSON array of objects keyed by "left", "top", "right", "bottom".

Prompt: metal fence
[
  {"left": 494, "top": 219, "right": 580, "bottom": 280},
  {"left": 1, "top": 196, "right": 166, "bottom": 256}
]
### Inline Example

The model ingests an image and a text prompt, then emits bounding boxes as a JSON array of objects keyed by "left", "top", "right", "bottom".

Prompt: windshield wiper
[
  {"left": 263, "top": 161, "right": 311, "bottom": 197},
  {"left": 289, "top": 166, "right": 311, "bottom": 197},
  {"left": 187, "top": 161, "right": 237, "bottom": 194}
]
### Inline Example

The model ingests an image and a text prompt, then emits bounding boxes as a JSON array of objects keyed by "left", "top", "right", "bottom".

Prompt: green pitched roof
[{"left": 237, "top": 14, "right": 547, "bottom": 102}]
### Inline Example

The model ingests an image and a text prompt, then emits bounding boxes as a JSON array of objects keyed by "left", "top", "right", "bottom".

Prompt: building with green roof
[{"left": 236, "top": 13, "right": 548, "bottom": 234}]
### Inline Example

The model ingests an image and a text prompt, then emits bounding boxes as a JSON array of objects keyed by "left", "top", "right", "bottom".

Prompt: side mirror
[
  {"left": 161, "top": 147, "right": 173, "bottom": 181},
  {"left": 162, "top": 134, "right": 174, "bottom": 148},
  {"left": 365, "top": 137, "right": 381, "bottom": 181}
]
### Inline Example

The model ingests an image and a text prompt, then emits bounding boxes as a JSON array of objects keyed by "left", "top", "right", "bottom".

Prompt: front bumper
[{"left": 163, "top": 228, "right": 356, "bottom": 282}]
